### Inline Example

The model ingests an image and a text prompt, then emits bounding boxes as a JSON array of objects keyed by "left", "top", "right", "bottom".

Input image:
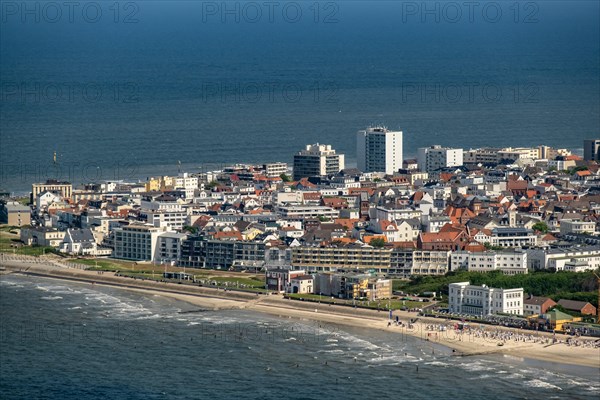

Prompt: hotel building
[{"left": 449, "top": 282, "right": 524, "bottom": 316}]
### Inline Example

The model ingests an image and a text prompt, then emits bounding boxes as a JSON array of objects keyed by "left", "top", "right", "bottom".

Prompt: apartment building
[
  {"left": 356, "top": 127, "right": 403, "bottom": 174},
  {"left": 263, "top": 162, "right": 288, "bottom": 178},
  {"left": 155, "top": 232, "right": 187, "bottom": 264},
  {"left": 293, "top": 143, "right": 345, "bottom": 180},
  {"left": 527, "top": 246, "right": 600, "bottom": 271},
  {"left": 140, "top": 210, "right": 188, "bottom": 230},
  {"left": 583, "top": 139, "right": 600, "bottom": 162},
  {"left": 291, "top": 244, "right": 392, "bottom": 273},
  {"left": 277, "top": 205, "right": 339, "bottom": 220},
  {"left": 203, "top": 240, "right": 266, "bottom": 270},
  {"left": 174, "top": 173, "right": 199, "bottom": 199},
  {"left": 417, "top": 145, "right": 463, "bottom": 173},
  {"left": 450, "top": 250, "right": 528, "bottom": 275},
  {"left": 490, "top": 227, "right": 537, "bottom": 248},
  {"left": 113, "top": 224, "right": 166, "bottom": 261},
  {"left": 559, "top": 220, "right": 596, "bottom": 235},
  {"left": 316, "top": 273, "right": 392, "bottom": 299},
  {"left": 0, "top": 201, "right": 30, "bottom": 227}
]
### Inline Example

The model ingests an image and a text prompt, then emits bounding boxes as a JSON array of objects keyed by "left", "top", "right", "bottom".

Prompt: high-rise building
[
  {"left": 417, "top": 145, "right": 463, "bottom": 173},
  {"left": 583, "top": 139, "right": 600, "bottom": 161},
  {"left": 356, "top": 127, "right": 403, "bottom": 174},
  {"left": 293, "top": 144, "right": 344, "bottom": 180}
]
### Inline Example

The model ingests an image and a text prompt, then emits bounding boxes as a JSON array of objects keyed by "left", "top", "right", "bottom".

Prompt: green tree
[
  {"left": 182, "top": 225, "right": 198, "bottom": 234},
  {"left": 369, "top": 237, "right": 386, "bottom": 248},
  {"left": 206, "top": 181, "right": 218, "bottom": 189},
  {"left": 280, "top": 173, "right": 291, "bottom": 182},
  {"left": 532, "top": 221, "right": 549, "bottom": 233}
]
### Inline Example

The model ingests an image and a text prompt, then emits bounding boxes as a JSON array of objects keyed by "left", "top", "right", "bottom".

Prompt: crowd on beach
[{"left": 422, "top": 322, "right": 600, "bottom": 349}]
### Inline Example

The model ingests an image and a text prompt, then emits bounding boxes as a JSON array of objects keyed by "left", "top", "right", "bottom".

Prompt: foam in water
[
  {"left": 525, "top": 379, "right": 562, "bottom": 391},
  {"left": 40, "top": 296, "right": 63, "bottom": 301}
]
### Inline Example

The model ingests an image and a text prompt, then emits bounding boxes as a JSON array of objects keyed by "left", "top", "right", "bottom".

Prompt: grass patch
[
  {"left": 286, "top": 293, "right": 428, "bottom": 310},
  {"left": 0, "top": 225, "right": 20, "bottom": 232},
  {"left": 207, "top": 276, "right": 265, "bottom": 288},
  {"left": 0, "top": 232, "right": 55, "bottom": 256}
]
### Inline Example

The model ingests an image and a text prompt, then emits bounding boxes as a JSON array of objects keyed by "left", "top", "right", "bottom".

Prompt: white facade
[
  {"left": 35, "top": 191, "right": 61, "bottom": 212},
  {"left": 277, "top": 205, "right": 339, "bottom": 219},
  {"left": 263, "top": 162, "right": 288, "bottom": 178},
  {"left": 449, "top": 282, "right": 523, "bottom": 316},
  {"left": 141, "top": 210, "right": 188, "bottom": 230},
  {"left": 410, "top": 250, "right": 450, "bottom": 276},
  {"left": 174, "top": 173, "right": 199, "bottom": 200},
  {"left": 559, "top": 220, "right": 596, "bottom": 235},
  {"left": 140, "top": 198, "right": 184, "bottom": 212},
  {"left": 417, "top": 145, "right": 463, "bottom": 173},
  {"left": 490, "top": 228, "right": 537, "bottom": 247},
  {"left": 421, "top": 215, "right": 451, "bottom": 233},
  {"left": 356, "top": 127, "right": 403, "bottom": 175},
  {"left": 527, "top": 247, "right": 600, "bottom": 271},
  {"left": 154, "top": 232, "right": 187, "bottom": 264},
  {"left": 113, "top": 224, "right": 167, "bottom": 261},
  {"left": 375, "top": 206, "right": 422, "bottom": 222},
  {"left": 450, "top": 251, "right": 528, "bottom": 275}
]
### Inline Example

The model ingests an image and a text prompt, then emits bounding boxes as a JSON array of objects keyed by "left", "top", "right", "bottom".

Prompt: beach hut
[{"left": 543, "top": 310, "right": 582, "bottom": 332}]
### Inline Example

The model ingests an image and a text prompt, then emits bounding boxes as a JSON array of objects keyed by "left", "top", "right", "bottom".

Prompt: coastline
[{"left": 2, "top": 260, "right": 599, "bottom": 370}]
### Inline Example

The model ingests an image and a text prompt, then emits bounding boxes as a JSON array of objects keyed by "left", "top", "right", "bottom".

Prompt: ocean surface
[
  {"left": 0, "top": 274, "right": 598, "bottom": 399},
  {"left": 1, "top": 1, "right": 599, "bottom": 193}
]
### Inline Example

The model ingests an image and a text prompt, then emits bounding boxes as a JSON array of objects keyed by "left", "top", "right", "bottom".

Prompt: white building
[
  {"left": 421, "top": 215, "right": 451, "bottom": 233},
  {"left": 154, "top": 232, "right": 187, "bottom": 264},
  {"left": 450, "top": 250, "right": 528, "bottom": 275},
  {"left": 20, "top": 226, "right": 65, "bottom": 247},
  {"left": 263, "top": 162, "right": 288, "bottom": 178},
  {"left": 60, "top": 228, "right": 111, "bottom": 256},
  {"left": 35, "top": 191, "right": 61, "bottom": 212},
  {"left": 293, "top": 143, "right": 345, "bottom": 180},
  {"left": 289, "top": 274, "right": 315, "bottom": 294},
  {"left": 277, "top": 205, "right": 339, "bottom": 220},
  {"left": 490, "top": 228, "right": 537, "bottom": 248},
  {"left": 559, "top": 220, "right": 596, "bottom": 236},
  {"left": 410, "top": 250, "right": 450, "bottom": 276},
  {"left": 141, "top": 210, "right": 188, "bottom": 230},
  {"left": 113, "top": 224, "right": 167, "bottom": 261},
  {"left": 527, "top": 246, "right": 600, "bottom": 271},
  {"left": 356, "top": 126, "right": 403, "bottom": 175},
  {"left": 174, "top": 173, "right": 199, "bottom": 200},
  {"left": 375, "top": 206, "right": 422, "bottom": 222},
  {"left": 140, "top": 195, "right": 184, "bottom": 212},
  {"left": 417, "top": 145, "right": 463, "bottom": 173},
  {"left": 448, "top": 282, "right": 523, "bottom": 316}
]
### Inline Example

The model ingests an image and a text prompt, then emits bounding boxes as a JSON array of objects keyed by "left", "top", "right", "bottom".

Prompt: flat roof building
[
  {"left": 293, "top": 144, "right": 345, "bottom": 180},
  {"left": 357, "top": 127, "right": 403, "bottom": 175}
]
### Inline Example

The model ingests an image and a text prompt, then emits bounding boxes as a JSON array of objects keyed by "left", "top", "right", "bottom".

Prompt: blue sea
[
  {"left": 1, "top": 274, "right": 599, "bottom": 399},
  {"left": 1, "top": 1, "right": 599, "bottom": 192}
]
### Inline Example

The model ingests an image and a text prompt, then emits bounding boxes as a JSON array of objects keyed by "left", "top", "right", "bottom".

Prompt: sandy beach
[{"left": 2, "top": 258, "right": 599, "bottom": 369}]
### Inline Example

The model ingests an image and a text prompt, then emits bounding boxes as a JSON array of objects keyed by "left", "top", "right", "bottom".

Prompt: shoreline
[{"left": 2, "top": 260, "right": 599, "bottom": 370}]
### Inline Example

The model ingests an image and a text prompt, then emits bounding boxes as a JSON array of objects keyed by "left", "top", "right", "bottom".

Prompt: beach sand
[{"left": 2, "top": 259, "right": 599, "bottom": 369}]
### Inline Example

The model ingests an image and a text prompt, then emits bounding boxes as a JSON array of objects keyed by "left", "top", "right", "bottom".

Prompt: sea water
[{"left": 1, "top": 274, "right": 598, "bottom": 399}]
